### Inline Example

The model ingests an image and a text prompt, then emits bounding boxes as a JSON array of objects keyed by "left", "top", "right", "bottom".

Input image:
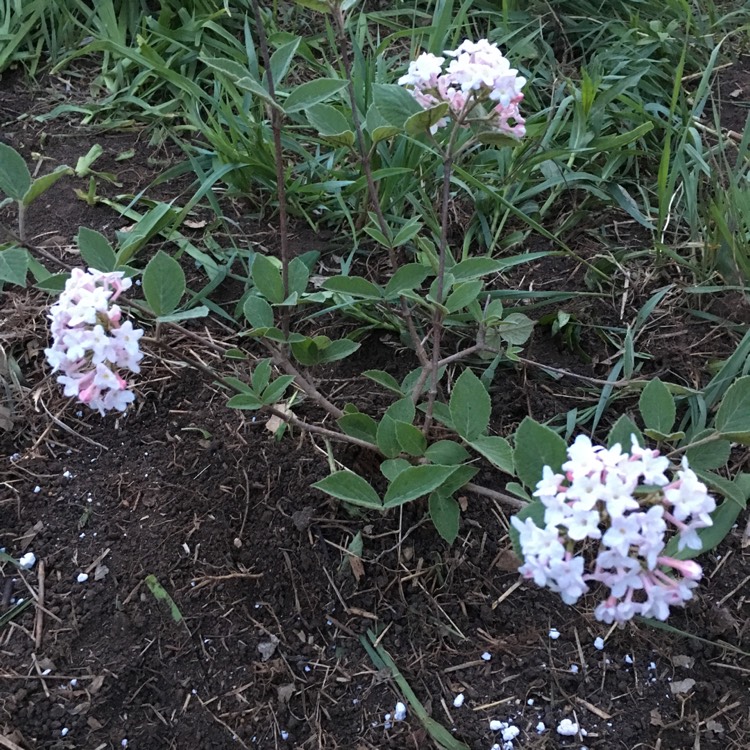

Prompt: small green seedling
[
  {"left": 145, "top": 574, "right": 185, "bottom": 626},
  {"left": 0, "top": 142, "right": 72, "bottom": 240},
  {"left": 361, "top": 628, "right": 470, "bottom": 750}
]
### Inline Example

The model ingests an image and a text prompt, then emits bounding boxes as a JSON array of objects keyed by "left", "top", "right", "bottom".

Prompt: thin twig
[
  {"left": 331, "top": 6, "right": 429, "bottom": 367},
  {"left": 250, "top": 0, "right": 291, "bottom": 340},
  {"left": 464, "top": 482, "right": 524, "bottom": 511},
  {"left": 261, "top": 340, "right": 344, "bottom": 419},
  {"left": 422, "top": 152, "right": 455, "bottom": 431},
  {"left": 1, "top": 223, "right": 74, "bottom": 270},
  {"left": 144, "top": 337, "right": 373, "bottom": 449},
  {"left": 34, "top": 560, "right": 45, "bottom": 652},
  {"left": 515, "top": 356, "right": 659, "bottom": 387}
]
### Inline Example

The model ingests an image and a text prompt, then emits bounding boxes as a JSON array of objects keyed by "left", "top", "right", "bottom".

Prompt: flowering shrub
[
  {"left": 511, "top": 435, "right": 716, "bottom": 623},
  {"left": 45, "top": 269, "right": 144, "bottom": 415},
  {"left": 398, "top": 39, "right": 526, "bottom": 136}
]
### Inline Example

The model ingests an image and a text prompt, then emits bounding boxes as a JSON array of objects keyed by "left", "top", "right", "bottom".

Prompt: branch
[{"left": 250, "top": 0, "right": 291, "bottom": 340}]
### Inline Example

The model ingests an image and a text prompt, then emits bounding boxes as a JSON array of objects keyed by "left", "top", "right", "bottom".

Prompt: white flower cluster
[
  {"left": 398, "top": 39, "right": 526, "bottom": 137},
  {"left": 512, "top": 435, "right": 715, "bottom": 623},
  {"left": 45, "top": 268, "right": 144, "bottom": 415}
]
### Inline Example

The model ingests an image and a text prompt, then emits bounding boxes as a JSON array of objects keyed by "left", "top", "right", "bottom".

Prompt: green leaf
[
  {"left": 0, "top": 598, "right": 32, "bottom": 628},
  {"left": 222, "top": 376, "right": 253, "bottom": 394},
  {"left": 607, "top": 414, "right": 644, "bottom": 451},
  {"left": 387, "top": 397, "right": 416, "bottom": 423},
  {"left": 427, "top": 273, "right": 452, "bottom": 306},
  {"left": 243, "top": 295, "right": 275, "bottom": 329},
  {"left": 404, "top": 102, "right": 450, "bottom": 135},
  {"left": 142, "top": 250, "right": 185, "bottom": 316},
  {"left": 145, "top": 575, "right": 184, "bottom": 624},
  {"left": 451, "top": 257, "right": 505, "bottom": 281},
  {"left": 698, "top": 469, "right": 749, "bottom": 508},
  {"left": 402, "top": 365, "right": 444, "bottom": 398},
  {"left": 363, "top": 224, "right": 391, "bottom": 247},
  {"left": 200, "top": 55, "right": 277, "bottom": 108},
  {"left": 284, "top": 78, "right": 348, "bottom": 113},
  {"left": 425, "top": 440, "right": 470, "bottom": 465},
  {"left": 384, "top": 264, "right": 429, "bottom": 297},
  {"left": 337, "top": 413, "right": 379, "bottom": 444},
  {"left": 322, "top": 275, "right": 383, "bottom": 298},
  {"left": 293, "top": 0, "right": 329, "bottom": 11},
  {"left": 377, "top": 415, "right": 402, "bottom": 458},
  {"left": 506, "top": 482, "right": 532, "bottom": 502},
  {"left": 290, "top": 337, "right": 323, "bottom": 366},
  {"left": 639, "top": 378, "right": 676, "bottom": 434},
  {"left": 317, "top": 339, "right": 360, "bottom": 363},
  {"left": 115, "top": 202, "right": 176, "bottom": 265},
  {"left": 376, "top": 398, "right": 416, "bottom": 458},
  {"left": 513, "top": 417, "right": 567, "bottom": 490},
  {"left": 383, "top": 465, "right": 459, "bottom": 508},
  {"left": 347, "top": 530, "right": 364, "bottom": 559},
  {"left": 476, "top": 131, "right": 520, "bottom": 148},
  {"left": 288, "top": 257, "right": 310, "bottom": 296},
  {"left": 663, "top": 498, "right": 745, "bottom": 561},
  {"left": 75, "top": 144, "right": 104, "bottom": 176},
  {"left": 508, "top": 500, "right": 544, "bottom": 557},
  {"left": 381, "top": 458, "right": 411, "bottom": 481},
  {"left": 496, "top": 312, "right": 534, "bottom": 346},
  {"left": 429, "top": 492, "right": 460, "bottom": 544},
  {"left": 252, "top": 359, "right": 272, "bottom": 393},
  {"left": 449, "top": 368, "right": 491, "bottom": 441},
  {"left": 227, "top": 393, "right": 263, "bottom": 410},
  {"left": 252, "top": 254, "right": 285, "bottom": 304},
  {"left": 436, "top": 465, "right": 478, "bottom": 496},
  {"left": 685, "top": 430, "right": 731, "bottom": 471},
  {"left": 359, "top": 633, "right": 471, "bottom": 750},
  {"left": 365, "top": 103, "right": 400, "bottom": 142},
  {"left": 715, "top": 375, "right": 750, "bottom": 439},
  {"left": 23, "top": 165, "right": 72, "bottom": 207},
  {"left": 363, "top": 369, "right": 403, "bottom": 395},
  {"left": 77, "top": 227, "right": 116, "bottom": 271},
  {"left": 392, "top": 218, "right": 423, "bottom": 248},
  {"left": 468, "top": 435, "right": 514, "bottom": 474},
  {"left": 34, "top": 273, "right": 68, "bottom": 292},
  {"left": 394, "top": 420, "right": 427, "bottom": 456},
  {"left": 305, "top": 103, "right": 355, "bottom": 147},
  {"left": 427, "top": 401, "right": 455, "bottom": 431},
  {"left": 607, "top": 182, "right": 656, "bottom": 231},
  {"left": 643, "top": 429, "right": 685, "bottom": 442},
  {"left": 269, "top": 37, "right": 301, "bottom": 87},
  {"left": 0, "top": 142, "right": 31, "bottom": 201},
  {"left": 261, "top": 375, "right": 295, "bottom": 404},
  {"left": 445, "top": 280, "right": 483, "bottom": 313},
  {"left": 313, "top": 471, "right": 382, "bottom": 509},
  {"left": 372, "top": 83, "right": 422, "bottom": 127},
  {"left": 0, "top": 247, "right": 29, "bottom": 286},
  {"left": 156, "top": 306, "right": 209, "bottom": 324}
]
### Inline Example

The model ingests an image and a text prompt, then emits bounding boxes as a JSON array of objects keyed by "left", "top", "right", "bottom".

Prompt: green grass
[{"left": 4, "top": 0, "right": 750, "bottom": 312}]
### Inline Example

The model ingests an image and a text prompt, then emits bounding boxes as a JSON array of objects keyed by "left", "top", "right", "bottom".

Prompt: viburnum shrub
[
  {"left": 45, "top": 268, "right": 144, "bottom": 415},
  {"left": 34, "top": 4, "right": 749, "bottom": 572},
  {"left": 511, "top": 435, "right": 715, "bottom": 622},
  {"left": 398, "top": 39, "right": 526, "bottom": 136}
]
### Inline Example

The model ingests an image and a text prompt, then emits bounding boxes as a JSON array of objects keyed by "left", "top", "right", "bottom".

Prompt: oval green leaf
[
  {"left": 383, "top": 465, "right": 459, "bottom": 508},
  {"left": 142, "top": 250, "right": 185, "bottom": 316},
  {"left": 639, "top": 378, "right": 676, "bottom": 435},
  {"left": 313, "top": 471, "right": 382, "bottom": 509},
  {"left": 449, "top": 368, "right": 490, "bottom": 441}
]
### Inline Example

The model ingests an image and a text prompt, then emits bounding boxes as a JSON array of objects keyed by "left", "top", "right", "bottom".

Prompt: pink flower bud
[{"left": 658, "top": 557, "right": 702, "bottom": 580}]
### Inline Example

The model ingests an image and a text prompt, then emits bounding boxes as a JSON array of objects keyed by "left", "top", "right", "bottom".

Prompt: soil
[{"left": 1, "top": 59, "right": 750, "bottom": 750}]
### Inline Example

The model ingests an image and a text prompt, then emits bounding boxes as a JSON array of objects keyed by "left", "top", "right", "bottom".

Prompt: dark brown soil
[{"left": 1, "top": 64, "right": 750, "bottom": 750}]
